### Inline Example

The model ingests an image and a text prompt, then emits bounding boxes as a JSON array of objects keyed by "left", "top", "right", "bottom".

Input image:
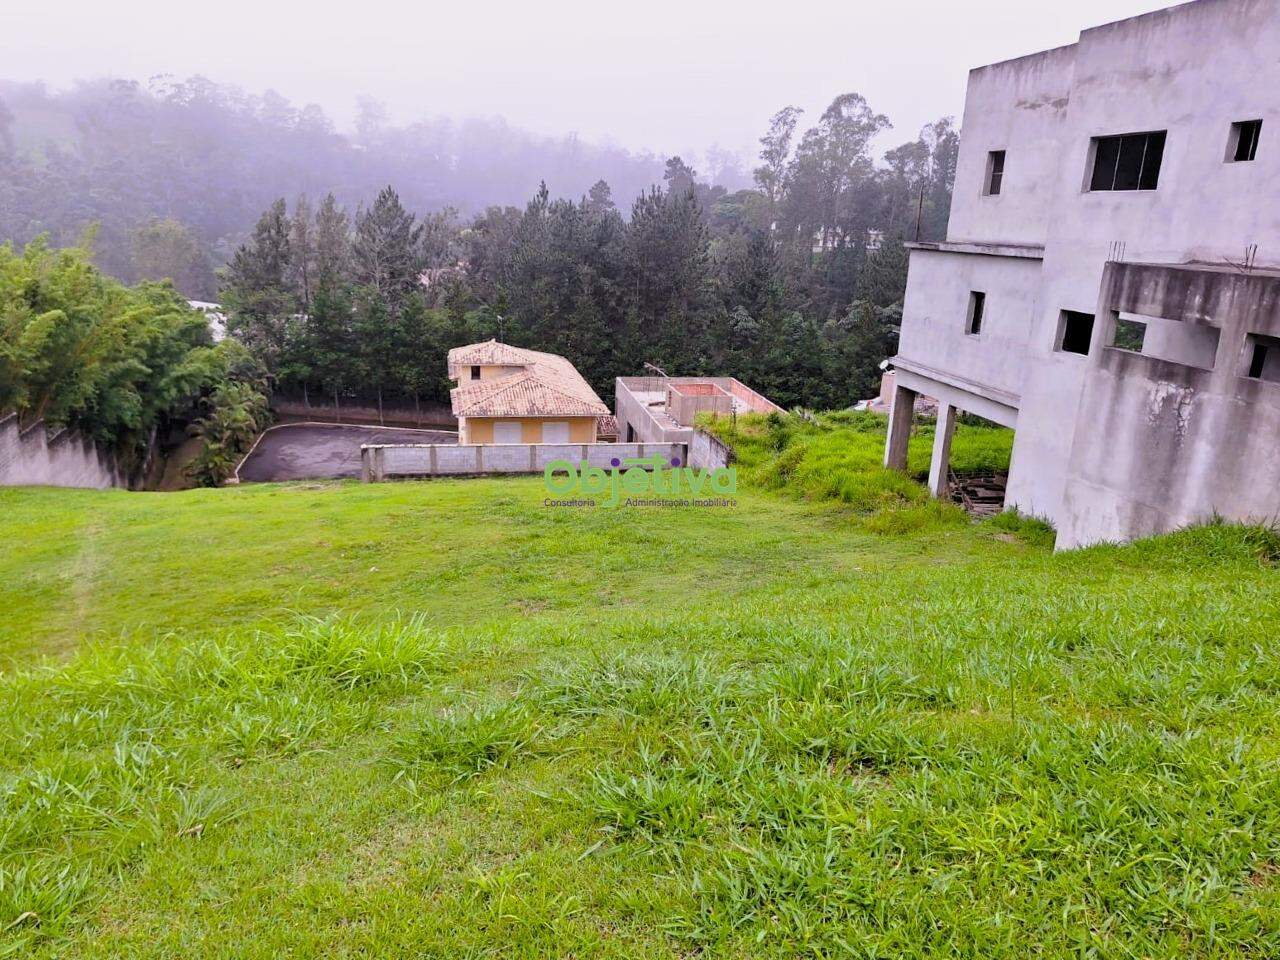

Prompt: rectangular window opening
[
  {"left": 470, "top": 365, "right": 481, "bottom": 380},
  {"left": 1107, "top": 311, "right": 1219, "bottom": 370},
  {"left": 966, "top": 291, "right": 986, "bottom": 336},
  {"left": 1089, "top": 131, "right": 1166, "bottom": 191},
  {"left": 985, "top": 150, "right": 1005, "bottom": 196},
  {"left": 1228, "top": 119, "right": 1262, "bottom": 163},
  {"left": 1243, "top": 333, "right": 1280, "bottom": 382},
  {"left": 1111, "top": 315, "right": 1147, "bottom": 352},
  {"left": 1056, "top": 310, "right": 1095, "bottom": 355}
]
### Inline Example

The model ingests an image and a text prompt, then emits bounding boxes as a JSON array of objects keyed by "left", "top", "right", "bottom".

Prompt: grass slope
[
  {"left": 703, "top": 410, "right": 1016, "bottom": 534},
  {"left": 2, "top": 435, "right": 1280, "bottom": 957}
]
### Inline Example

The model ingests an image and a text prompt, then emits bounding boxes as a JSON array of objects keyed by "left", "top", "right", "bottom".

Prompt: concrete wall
[
  {"left": 725, "top": 379, "right": 785, "bottom": 414},
  {"left": 614, "top": 376, "right": 783, "bottom": 448},
  {"left": 898, "top": 249, "right": 1043, "bottom": 403},
  {"left": 666, "top": 385, "right": 732, "bottom": 427},
  {"left": 363, "top": 441, "right": 686, "bottom": 481},
  {"left": 462, "top": 417, "right": 598, "bottom": 445},
  {"left": 688, "top": 429, "right": 733, "bottom": 470},
  {"left": 1009, "top": 0, "right": 1280, "bottom": 523},
  {"left": 615, "top": 379, "right": 689, "bottom": 445},
  {"left": 895, "top": 0, "right": 1280, "bottom": 543},
  {"left": 0, "top": 414, "right": 127, "bottom": 489},
  {"left": 948, "top": 43, "right": 1077, "bottom": 247},
  {"left": 1057, "top": 261, "right": 1280, "bottom": 546}
]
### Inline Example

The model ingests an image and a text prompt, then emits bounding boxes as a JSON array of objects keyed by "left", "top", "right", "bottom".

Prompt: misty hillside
[
  {"left": 1, "top": 80, "right": 959, "bottom": 439},
  {"left": 0, "top": 77, "right": 705, "bottom": 295}
]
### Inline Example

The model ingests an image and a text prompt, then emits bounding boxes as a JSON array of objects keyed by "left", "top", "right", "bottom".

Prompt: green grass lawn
[{"left": 3, "top": 429, "right": 1280, "bottom": 957}]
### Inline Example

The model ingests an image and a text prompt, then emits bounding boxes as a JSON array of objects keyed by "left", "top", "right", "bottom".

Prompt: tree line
[
  {"left": 223, "top": 93, "right": 956, "bottom": 411},
  {"left": 0, "top": 237, "right": 268, "bottom": 484}
]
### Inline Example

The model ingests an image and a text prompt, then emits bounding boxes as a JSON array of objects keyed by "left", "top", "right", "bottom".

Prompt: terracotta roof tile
[
  {"left": 596, "top": 415, "right": 619, "bottom": 439},
  {"left": 448, "top": 340, "right": 609, "bottom": 419}
]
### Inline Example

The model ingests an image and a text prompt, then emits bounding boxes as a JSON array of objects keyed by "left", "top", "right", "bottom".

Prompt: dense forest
[
  {"left": 221, "top": 97, "right": 958, "bottom": 410},
  {"left": 1, "top": 76, "right": 957, "bottom": 413}
]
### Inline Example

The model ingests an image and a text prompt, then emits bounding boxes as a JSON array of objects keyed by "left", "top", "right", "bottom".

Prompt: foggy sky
[{"left": 1, "top": 0, "right": 1173, "bottom": 167}]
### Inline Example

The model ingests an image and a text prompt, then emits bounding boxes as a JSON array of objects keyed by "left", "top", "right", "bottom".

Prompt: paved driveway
[{"left": 237, "top": 423, "right": 457, "bottom": 482}]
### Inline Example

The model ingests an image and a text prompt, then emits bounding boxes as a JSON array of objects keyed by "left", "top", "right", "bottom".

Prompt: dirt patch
[{"left": 154, "top": 435, "right": 205, "bottom": 491}]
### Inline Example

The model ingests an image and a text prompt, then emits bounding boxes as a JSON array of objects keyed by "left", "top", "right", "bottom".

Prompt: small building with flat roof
[{"left": 614, "top": 375, "right": 784, "bottom": 445}]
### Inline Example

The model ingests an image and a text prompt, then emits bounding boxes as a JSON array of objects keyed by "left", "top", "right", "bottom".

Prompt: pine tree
[
  {"left": 288, "top": 195, "right": 315, "bottom": 313},
  {"left": 220, "top": 198, "right": 293, "bottom": 364},
  {"left": 314, "top": 193, "right": 351, "bottom": 294},
  {"left": 352, "top": 186, "right": 422, "bottom": 304},
  {"left": 584, "top": 179, "right": 615, "bottom": 215}
]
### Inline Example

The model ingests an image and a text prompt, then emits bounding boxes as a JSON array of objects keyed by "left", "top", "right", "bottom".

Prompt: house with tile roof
[{"left": 447, "top": 340, "right": 611, "bottom": 444}]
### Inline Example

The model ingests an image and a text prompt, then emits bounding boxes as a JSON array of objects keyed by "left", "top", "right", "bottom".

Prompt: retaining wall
[
  {"left": 0, "top": 414, "right": 127, "bottom": 489},
  {"left": 362, "top": 442, "right": 686, "bottom": 481}
]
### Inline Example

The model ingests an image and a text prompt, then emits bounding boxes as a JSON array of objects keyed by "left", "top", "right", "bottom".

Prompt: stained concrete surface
[
  {"left": 237, "top": 423, "right": 457, "bottom": 482},
  {"left": 892, "top": 0, "right": 1280, "bottom": 545}
]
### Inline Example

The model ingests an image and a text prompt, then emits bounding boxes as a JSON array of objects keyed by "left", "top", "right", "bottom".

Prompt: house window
[
  {"left": 1056, "top": 311, "right": 1095, "bottom": 355},
  {"left": 1089, "top": 131, "right": 1166, "bottom": 191},
  {"left": 541, "top": 421, "right": 571, "bottom": 444},
  {"left": 984, "top": 150, "right": 1006, "bottom": 196},
  {"left": 965, "top": 291, "right": 986, "bottom": 336},
  {"left": 1228, "top": 120, "right": 1262, "bottom": 162},
  {"left": 1243, "top": 333, "right": 1280, "bottom": 382},
  {"left": 470, "top": 365, "right": 481, "bottom": 380},
  {"left": 492, "top": 421, "right": 523, "bottom": 444}
]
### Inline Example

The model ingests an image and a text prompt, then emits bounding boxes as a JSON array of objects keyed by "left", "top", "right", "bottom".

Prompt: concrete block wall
[
  {"left": 689, "top": 429, "right": 733, "bottom": 470},
  {"left": 666, "top": 386, "right": 733, "bottom": 427},
  {"left": 364, "top": 442, "right": 687, "bottom": 481},
  {"left": 0, "top": 414, "right": 127, "bottom": 489},
  {"left": 614, "top": 381, "right": 686, "bottom": 444}
]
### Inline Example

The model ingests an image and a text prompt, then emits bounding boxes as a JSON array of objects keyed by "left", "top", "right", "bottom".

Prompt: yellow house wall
[
  {"left": 458, "top": 364, "right": 526, "bottom": 382},
  {"left": 463, "top": 417, "right": 598, "bottom": 444}
]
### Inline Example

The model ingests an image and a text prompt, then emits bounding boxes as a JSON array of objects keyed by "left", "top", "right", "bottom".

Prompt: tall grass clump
[
  {"left": 391, "top": 701, "right": 545, "bottom": 783},
  {"left": 703, "top": 410, "right": 1012, "bottom": 527},
  {"left": 0, "top": 615, "right": 448, "bottom": 946},
  {"left": 983, "top": 507, "right": 1057, "bottom": 547}
]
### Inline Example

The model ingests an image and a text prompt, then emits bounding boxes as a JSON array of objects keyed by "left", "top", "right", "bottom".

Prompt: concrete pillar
[
  {"left": 883, "top": 383, "right": 918, "bottom": 470},
  {"left": 360, "top": 446, "right": 371, "bottom": 483},
  {"left": 927, "top": 403, "right": 958, "bottom": 499}
]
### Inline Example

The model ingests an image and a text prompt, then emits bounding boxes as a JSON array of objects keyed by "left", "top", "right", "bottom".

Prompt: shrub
[
  {"left": 187, "top": 381, "right": 271, "bottom": 486},
  {"left": 703, "top": 410, "right": 1014, "bottom": 520}
]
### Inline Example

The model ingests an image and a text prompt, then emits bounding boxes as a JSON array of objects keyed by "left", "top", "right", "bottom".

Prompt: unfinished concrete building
[
  {"left": 615, "top": 376, "right": 783, "bottom": 446},
  {"left": 887, "top": 0, "right": 1280, "bottom": 548}
]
